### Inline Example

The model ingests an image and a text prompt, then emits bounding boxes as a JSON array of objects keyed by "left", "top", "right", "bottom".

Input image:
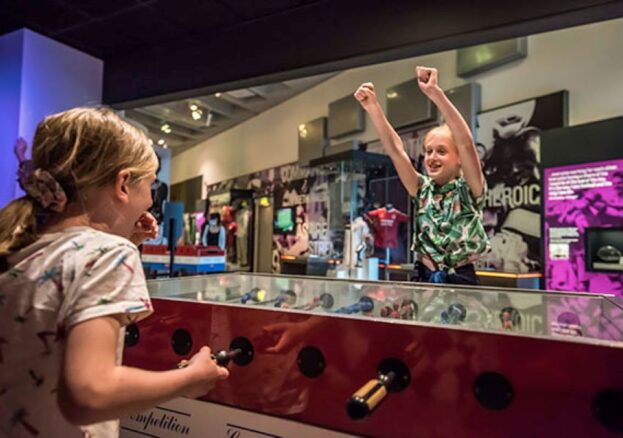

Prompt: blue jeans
[{"left": 414, "top": 262, "right": 479, "bottom": 285}]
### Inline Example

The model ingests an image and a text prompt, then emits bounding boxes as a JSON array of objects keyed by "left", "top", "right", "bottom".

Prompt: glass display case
[
  {"left": 147, "top": 273, "right": 622, "bottom": 342},
  {"left": 276, "top": 150, "right": 410, "bottom": 280},
  {"left": 123, "top": 273, "right": 623, "bottom": 437}
]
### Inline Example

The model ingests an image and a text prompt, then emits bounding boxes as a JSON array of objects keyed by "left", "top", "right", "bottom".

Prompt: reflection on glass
[{"left": 146, "top": 273, "right": 623, "bottom": 343}]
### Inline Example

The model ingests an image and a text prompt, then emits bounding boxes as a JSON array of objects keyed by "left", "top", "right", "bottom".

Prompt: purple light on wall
[
  {"left": 0, "top": 29, "right": 103, "bottom": 209},
  {"left": 0, "top": 30, "right": 24, "bottom": 209},
  {"left": 544, "top": 159, "right": 623, "bottom": 296}
]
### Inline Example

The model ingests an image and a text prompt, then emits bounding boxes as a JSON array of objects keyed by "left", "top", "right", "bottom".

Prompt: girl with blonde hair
[
  {"left": 355, "top": 67, "right": 490, "bottom": 284},
  {"left": 0, "top": 108, "right": 228, "bottom": 437}
]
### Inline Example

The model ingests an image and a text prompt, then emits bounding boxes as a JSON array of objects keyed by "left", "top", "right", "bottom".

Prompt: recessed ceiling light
[
  {"left": 298, "top": 124, "right": 309, "bottom": 137},
  {"left": 158, "top": 139, "right": 165, "bottom": 145},
  {"left": 160, "top": 123, "right": 172, "bottom": 134},
  {"left": 215, "top": 92, "right": 222, "bottom": 98},
  {"left": 191, "top": 109, "right": 203, "bottom": 120},
  {"left": 189, "top": 103, "right": 199, "bottom": 111},
  {"left": 227, "top": 89, "right": 255, "bottom": 99}
]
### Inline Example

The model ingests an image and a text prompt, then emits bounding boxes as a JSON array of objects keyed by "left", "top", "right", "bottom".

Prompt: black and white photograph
[{"left": 475, "top": 91, "right": 568, "bottom": 273}]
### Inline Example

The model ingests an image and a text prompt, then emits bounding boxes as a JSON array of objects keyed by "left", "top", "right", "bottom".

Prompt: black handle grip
[
  {"left": 212, "top": 348, "right": 242, "bottom": 367},
  {"left": 177, "top": 348, "right": 243, "bottom": 370}
]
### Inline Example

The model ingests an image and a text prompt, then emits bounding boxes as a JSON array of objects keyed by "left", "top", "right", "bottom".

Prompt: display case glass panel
[
  {"left": 147, "top": 273, "right": 623, "bottom": 343},
  {"left": 126, "top": 273, "right": 623, "bottom": 436}
]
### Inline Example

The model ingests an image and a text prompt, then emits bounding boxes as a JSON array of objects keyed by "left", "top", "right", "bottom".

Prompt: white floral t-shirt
[{"left": 0, "top": 227, "right": 153, "bottom": 437}]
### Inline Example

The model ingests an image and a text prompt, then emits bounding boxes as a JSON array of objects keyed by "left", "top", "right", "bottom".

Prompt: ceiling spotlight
[
  {"left": 157, "top": 139, "right": 165, "bottom": 145},
  {"left": 298, "top": 124, "right": 308, "bottom": 138},
  {"left": 215, "top": 92, "right": 222, "bottom": 98},
  {"left": 160, "top": 123, "right": 172, "bottom": 134},
  {"left": 189, "top": 103, "right": 199, "bottom": 111},
  {"left": 191, "top": 109, "right": 203, "bottom": 121}
]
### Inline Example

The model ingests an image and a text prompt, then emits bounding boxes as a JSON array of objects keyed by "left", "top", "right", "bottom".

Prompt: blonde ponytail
[
  {"left": 0, "top": 197, "right": 39, "bottom": 268},
  {"left": 0, "top": 107, "right": 157, "bottom": 268}
]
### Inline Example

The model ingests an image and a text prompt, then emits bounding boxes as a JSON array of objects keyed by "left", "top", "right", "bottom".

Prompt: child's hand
[
  {"left": 261, "top": 318, "right": 321, "bottom": 354},
  {"left": 261, "top": 321, "right": 304, "bottom": 354},
  {"left": 14, "top": 137, "right": 28, "bottom": 162},
  {"left": 183, "top": 346, "right": 230, "bottom": 398},
  {"left": 354, "top": 82, "right": 379, "bottom": 111},
  {"left": 130, "top": 212, "right": 158, "bottom": 245},
  {"left": 416, "top": 66, "right": 441, "bottom": 97}
]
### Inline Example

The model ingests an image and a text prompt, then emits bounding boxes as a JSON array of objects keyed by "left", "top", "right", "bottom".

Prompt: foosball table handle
[{"left": 346, "top": 371, "right": 396, "bottom": 420}]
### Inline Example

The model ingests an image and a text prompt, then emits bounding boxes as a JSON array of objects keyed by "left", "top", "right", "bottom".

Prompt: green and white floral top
[{"left": 411, "top": 175, "right": 490, "bottom": 272}]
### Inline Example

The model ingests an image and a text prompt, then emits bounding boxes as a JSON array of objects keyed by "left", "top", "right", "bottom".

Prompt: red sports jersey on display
[
  {"left": 368, "top": 207, "right": 409, "bottom": 248},
  {"left": 221, "top": 205, "right": 237, "bottom": 248}
]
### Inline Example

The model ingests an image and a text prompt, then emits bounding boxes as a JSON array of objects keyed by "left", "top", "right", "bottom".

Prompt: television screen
[{"left": 275, "top": 208, "right": 294, "bottom": 233}]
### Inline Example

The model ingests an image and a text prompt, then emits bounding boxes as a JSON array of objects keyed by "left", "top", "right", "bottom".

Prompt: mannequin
[
  {"left": 367, "top": 204, "right": 409, "bottom": 278},
  {"left": 236, "top": 200, "right": 251, "bottom": 266},
  {"left": 348, "top": 215, "right": 373, "bottom": 268},
  {"left": 181, "top": 213, "right": 192, "bottom": 245},
  {"left": 221, "top": 205, "right": 237, "bottom": 262},
  {"left": 367, "top": 204, "right": 409, "bottom": 250},
  {"left": 195, "top": 213, "right": 206, "bottom": 244},
  {"left": 199, "top": 199, "right": 211, "bottom": 242},
  {"left": 201, "top": 213, "right": 226, "bottom": 250}
]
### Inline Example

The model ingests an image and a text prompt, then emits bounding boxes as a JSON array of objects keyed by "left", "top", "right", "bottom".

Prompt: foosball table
[{"left": 120, "top": 273, "right": 623, "bottom": 437}]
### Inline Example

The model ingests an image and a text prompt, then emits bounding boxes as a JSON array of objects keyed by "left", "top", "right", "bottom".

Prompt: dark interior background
[{"left": 2, "top": 0, "right": 622, "bottom": 106}]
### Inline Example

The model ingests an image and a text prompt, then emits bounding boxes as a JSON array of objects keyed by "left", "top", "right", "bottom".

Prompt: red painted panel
[{"left": 124, "top": 297, "right": 623, "bottom": 437}]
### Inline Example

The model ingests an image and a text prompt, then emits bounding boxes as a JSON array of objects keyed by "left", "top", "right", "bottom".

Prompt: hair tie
[{"left": 23, "top": 169, "right": 68, "bottom": 213}]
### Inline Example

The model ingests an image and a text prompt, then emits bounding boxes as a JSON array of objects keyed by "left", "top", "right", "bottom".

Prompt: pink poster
[{"left": 544, "top": 159, "right": 623, "bottom": 296}]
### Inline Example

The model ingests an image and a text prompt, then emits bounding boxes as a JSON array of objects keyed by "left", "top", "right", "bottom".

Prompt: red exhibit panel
[{"left": 123, "top": 273, "right": 623, "bottom": 437}]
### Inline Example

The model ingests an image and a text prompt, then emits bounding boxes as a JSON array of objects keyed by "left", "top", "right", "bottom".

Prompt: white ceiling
[{"left": 122, "top": 72, "right": 336, "bottom": 155}]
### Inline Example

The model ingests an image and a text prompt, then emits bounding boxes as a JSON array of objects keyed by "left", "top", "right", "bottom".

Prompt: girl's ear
[{"left": 114, "top": 170, "right": 131, "bottom": 204}]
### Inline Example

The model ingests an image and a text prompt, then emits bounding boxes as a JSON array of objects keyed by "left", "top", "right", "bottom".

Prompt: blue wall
[
  {"left": 0, "top": 29, "right": 103, "bottom": 208},
  {"left": 0, "top": 30, "right": 24, "bottom": 208}
]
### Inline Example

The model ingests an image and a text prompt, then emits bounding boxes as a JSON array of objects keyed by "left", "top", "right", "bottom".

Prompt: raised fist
[
  {"left": 415, "top": 66, "right": 440, "bottom": 97},
  {"left": 353, "top": 82, "right": 378, "bottom": 111}
]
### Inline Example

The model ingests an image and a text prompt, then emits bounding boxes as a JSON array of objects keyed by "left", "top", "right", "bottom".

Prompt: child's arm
[
  {"left": 354, "top": 83, "right": 421, "bottom": 197},
  {"left": 416, "top": 66, "right": 484, "bottom": 198},
  {"left": 58, "top": 315, "right": 229, "bottom": 425}
]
